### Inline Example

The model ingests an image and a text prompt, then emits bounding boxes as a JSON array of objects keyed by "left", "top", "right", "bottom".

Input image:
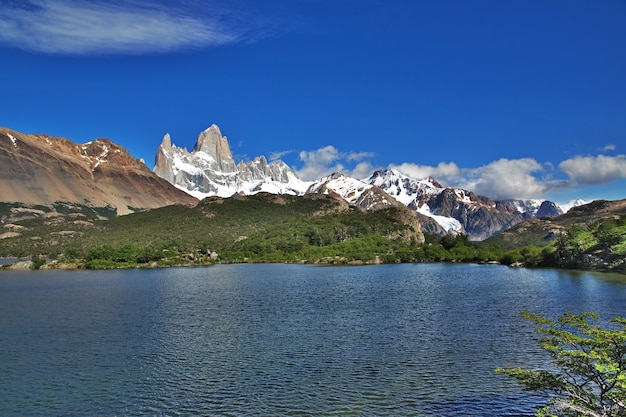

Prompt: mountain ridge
[
  {"left": 0, "top": 127, "right": 197, "bottom": 215},
  {"left": 154, "top": 125, "right": 309, "bottom": 198},
  {"left": 151, "top": 124, "right": 582, "bottom": 240},
  {"left": 1, "top": 124, "right": 583, "bottom": 240}
]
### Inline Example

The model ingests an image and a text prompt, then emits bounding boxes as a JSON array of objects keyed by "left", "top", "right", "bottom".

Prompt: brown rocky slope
[{"left": 0, "top": 127, "right": 197, "bottom": 215}]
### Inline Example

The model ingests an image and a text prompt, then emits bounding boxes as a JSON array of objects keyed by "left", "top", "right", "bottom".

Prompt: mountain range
[
  {"left": 0, "top": 124, "right": 584, "bottom": 241},
  {"left": 153, "top": 124, "right": 572, "bottom": 240}
]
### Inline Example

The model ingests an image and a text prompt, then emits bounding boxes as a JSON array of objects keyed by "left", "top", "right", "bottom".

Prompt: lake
[{"left": 1, "top": 264, "right": 625, "bottom": 416}]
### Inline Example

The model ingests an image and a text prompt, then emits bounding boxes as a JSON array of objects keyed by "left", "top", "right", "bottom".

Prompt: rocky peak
[
  {"left": 306, "top": 173, "right": 404, "bottom": 212},
  {"left": 368, "top": 168, "right": 444, "bottom": 208},
  {"left": 192, "top": 124, "right": 237, "bottom": 173},
  {"left": 424, "top": 176, "right": 443, "bottom": 189},
  {"left": 160, "top": 133, "right": 172, "bottom": 150},
  {"left": 153, "top": 124, "right": 310, "bottom": 198},
  {"left": 193, "top": 124, "right": 221, "bottom": 152},
  {"left": 535, "top": 201, "right": 563, "bottom": 218}
]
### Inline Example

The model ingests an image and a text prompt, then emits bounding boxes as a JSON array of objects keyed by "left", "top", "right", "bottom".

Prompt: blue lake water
[{"left": 1, "top": 263, "right": 625, "bottom": 416}]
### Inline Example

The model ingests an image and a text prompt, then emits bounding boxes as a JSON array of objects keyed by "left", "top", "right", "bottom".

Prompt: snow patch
[
  {"left": 504, "top": 199, "right": 543, "bottom": 214},
  {"left": 559, "top": 199, "right": 590, "bottom": 213},
  {"left": 415, "top": 205, "right": 463, "bottom": 233},
  {"left": 172, "top": 157, "right": 203, "bottom": 176},
  {"left": 308, "top": 174, "right": 374, "bottom": 204},
  {"left": 6, "top": 133, "right": 17, "bottom": 147}
]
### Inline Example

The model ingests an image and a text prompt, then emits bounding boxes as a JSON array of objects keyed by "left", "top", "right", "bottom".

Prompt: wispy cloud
[
  {"left": 0, "top": 0, "right": 245, "bottom": 54},
  {"left": 269, "top": 150, "right": 293, "bottom": 162},
  {"left": 346, "top": 151, "right": 375, "bottom": 162}
]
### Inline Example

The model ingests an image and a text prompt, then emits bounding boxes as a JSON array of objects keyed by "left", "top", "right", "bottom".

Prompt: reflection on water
[{"left": 0, "top": 264, "right": 624, "bottom": 416}]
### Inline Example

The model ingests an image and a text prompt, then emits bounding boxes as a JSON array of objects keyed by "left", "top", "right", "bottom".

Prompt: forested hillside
[
  {"left": 1, "top": 196, "right": 624, "bottom": 272},
  {"left": 0, "top": 194, "right": 423, "bottom": 268}
]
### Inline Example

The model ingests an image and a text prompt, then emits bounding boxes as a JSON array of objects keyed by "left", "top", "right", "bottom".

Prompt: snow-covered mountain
[
  {"left": 153, "top": 125, "right": 310, "bottom": 199},
  {"left": 501, "top": 199, "right": 563, "bottom": 217},
  {"left": 368, "top": 169, "right": 444, "bottom": 206},
  {"left": 302, "top": 169, "right": 534, "bottom": 240},
  {"left": 559, "top": 199, "right": 590, "bottom": 213},
  {"left": 502, "top": 199, "right": 544, "bottom": 216},
  {"left": 367, "top": 169, "right": 463, "bottom": 234},
  {"left": 366, "top": 169, "right": 530, "bottom": 240},
  {"left": 152, "top": 124, "right": 574, "bottom": 240},
  {"left": 306, "top": 173, "right": 403, "bottom": 212}
]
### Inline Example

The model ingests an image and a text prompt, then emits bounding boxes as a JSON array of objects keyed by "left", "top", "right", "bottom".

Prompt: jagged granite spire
[
  {"left": 153, "top": 124, "right": 310, "bottom": 198},
  {"left": 193, "top": 124, "right": 237, "bottom": 173},
  {"left": 161, "top": 133, "right": 172, "bottom": 149}
]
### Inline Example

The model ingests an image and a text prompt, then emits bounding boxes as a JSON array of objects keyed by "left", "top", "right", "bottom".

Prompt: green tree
[{"left": 497, "top": 311, "right": 626, "bottom": 417}]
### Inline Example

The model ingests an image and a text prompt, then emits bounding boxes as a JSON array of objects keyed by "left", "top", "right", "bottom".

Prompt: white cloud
[
  {"left": 297, "top": 146, "right": 344, "bottom": 180},
  {"left": 457, "top": 158, "right": 552, "bottom": 200},
  {"left": 296, "top": 145, "right": 378, "bottom": 181},
  {"left": 559, "top": 154, "right": 626, "bottom": 185},
  {"left": 350, "top": 161, "right": 376, "bottom": 180},
  {"left": 602, "top": 144, "right": 616, "bottom": 152},
  {"left": 297, "top": 147, "right": 626, "bottom": 200},
  {"left": 292, "top": 145, "right": 626, "bottom": 201},
  {"left": 0, "top": 0, "right": 242, "bottom": 54},
  {"left": 390, "top": 158, "right": 562, "bottom": 200},
  {"left": 389, "top": 161, "right": 461, "bottom": 181}
]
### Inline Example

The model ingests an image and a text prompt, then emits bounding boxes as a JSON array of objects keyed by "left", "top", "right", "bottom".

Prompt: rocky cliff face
[
  {"left": 368, "top": 169, "right": 540, "bottom": 240},
  {"left": 154, "top": 125, "right": 310, "bottom": 198},
  {"left": 424, "top": 188, "right": 525, "bottom": 240},
  {"left": 0, "top": 127, "right": 197, "bottom": 215},
  {"left": 193, "top": 126, "right": 238, "bottom": 172},
  {"left": 535, "top": 201, "right": 563, "bottom": 217}
]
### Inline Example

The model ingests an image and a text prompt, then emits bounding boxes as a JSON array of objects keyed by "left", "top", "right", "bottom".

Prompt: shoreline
[{"left": 2, "top": 257, "right": 624, "bottom": 275}]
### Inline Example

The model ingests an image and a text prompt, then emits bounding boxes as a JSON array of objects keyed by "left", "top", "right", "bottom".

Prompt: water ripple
[{"left": 1, "top": 264, "right": 625, "bottom": 416}]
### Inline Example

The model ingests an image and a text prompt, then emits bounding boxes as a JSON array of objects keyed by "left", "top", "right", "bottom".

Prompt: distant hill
[
  {"left": 484, "top": 199, "right": 626, "bottom": 249},
  {"left": 0, "top": 127, "right": 197, "bottom": 215},
  {"left": 483, "top": 199, "right": 626, "bottom": 272}
]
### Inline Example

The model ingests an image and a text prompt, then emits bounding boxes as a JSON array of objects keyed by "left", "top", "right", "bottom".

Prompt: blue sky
[{"left": 1, "top": 0, "right": 625, "bottom": 204}]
